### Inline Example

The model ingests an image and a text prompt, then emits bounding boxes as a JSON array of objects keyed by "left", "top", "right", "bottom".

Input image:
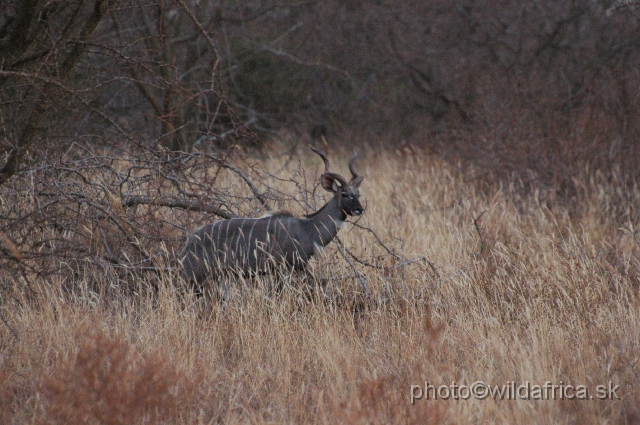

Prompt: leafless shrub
[
  {"left": 41, "top": 325, "right": 200, "bottom": 425},
  {"left": 0, "top": 145, "right": 270, "bottom": 287}
]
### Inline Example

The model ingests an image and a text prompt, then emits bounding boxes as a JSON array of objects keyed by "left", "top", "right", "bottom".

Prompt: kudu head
[{"left": 311, "top": 147, "right": 365, "bottom": 216}]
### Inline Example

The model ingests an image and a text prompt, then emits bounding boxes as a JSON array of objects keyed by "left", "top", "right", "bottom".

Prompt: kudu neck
[
  {"left": 303, "top": 195, "right": 346, "bottom": 247},
  {"left": 305, "top": 195, "right": 347, "bottom": 222}
]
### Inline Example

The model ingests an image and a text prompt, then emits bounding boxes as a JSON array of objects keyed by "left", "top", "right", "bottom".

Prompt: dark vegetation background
[{"left": 1, "top": 0, "right": 640, "bottom": 282}]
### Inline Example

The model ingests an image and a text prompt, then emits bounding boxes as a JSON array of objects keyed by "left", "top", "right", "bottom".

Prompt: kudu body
[{"left": 180, "top": 148, "right": 364, "bottom": 285}]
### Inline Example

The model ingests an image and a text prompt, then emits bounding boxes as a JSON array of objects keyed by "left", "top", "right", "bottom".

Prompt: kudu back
[{"left": 180, "top": 147, "right": 365, "bottom": 285}]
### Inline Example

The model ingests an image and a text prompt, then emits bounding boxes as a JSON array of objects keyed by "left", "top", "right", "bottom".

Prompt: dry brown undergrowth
[{"left": 1, "top": 150, "right": 639, "bottom": 424}]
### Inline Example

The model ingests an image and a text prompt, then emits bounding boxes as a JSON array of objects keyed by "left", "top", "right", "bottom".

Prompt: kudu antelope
[{"left": 180, "top": 147, "right": 365, "bottom": 286}]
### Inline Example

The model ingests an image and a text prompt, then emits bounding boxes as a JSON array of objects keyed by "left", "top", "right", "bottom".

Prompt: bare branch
[
  {"left": 335, "top": 236, "right": 370, "bottom": 296},
  {"left": 204, "top": 154, "right": 272, "bottom": 210},
  {"left": 261, "top": 46, "right": 354, "bottom": 86},
  {"left": 0, "top": 309, "right": 19, "bottom": 342},
  {"left": 350, "top": 222, "right": 401, "bottom": 259},
  {"left": 122, "top": 195, "right": 235, "bottom": 220},
  {"left": 171, "top": 0, "right": 221, "bottom": 64},
  {"left": 0, "top": 230, "right": 22, "bottom": 261}
]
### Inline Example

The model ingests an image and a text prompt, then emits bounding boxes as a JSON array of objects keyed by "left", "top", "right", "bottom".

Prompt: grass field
[{"left": 1, "top": 149, "right": 639, "bottom": 424}]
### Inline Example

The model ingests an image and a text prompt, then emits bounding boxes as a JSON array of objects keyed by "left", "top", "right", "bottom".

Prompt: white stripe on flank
[
  {"left": 216, "top": 220, "right": 224, "bottom": 251},
  {"left": 247, "top": 218, "right": 260, "bottom": 260},
  {"left": 209, "top": 221, "right": 219, "bottom": 245},
  {"left": 224, "top": 218, "right": 235, "bottom": 252},
  {"left": 235, "top": 219, "right": 248, "bottom": 261},
  {"left": 266, "top": 216, "right": 273, "bottom": 244}
]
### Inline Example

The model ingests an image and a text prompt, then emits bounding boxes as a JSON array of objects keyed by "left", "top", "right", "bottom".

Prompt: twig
[
  {"left": 261, "top": 46, "right": 354, "bottom": 86},
  {"left": 349, "top": 222, "right": 401, "bottom": 259},
  {"left": 0, "top": 71, "right": 133, "bottom": 142},
  {"left": 334, "top": 237, "right": 370, "bottom": 295},
  {"left": 344, "top": 243, "right": 426, "bottom": 272},
  {"left": 606, "top": 1, "right": 640, "bottom": 15},
  {"left": 343, "top": 245, "right": 385, "bottom": 269},
  {"left": 122, "top": 195, "right": 235, "bottom": 219},
  {"left": 473, "top": 210, "right": 486, "bottom": 253},
  {"left": 107, "top": 264, "right": 175, "bottom": 272},
  {"left": 440, "top": 264, "right": 470, "bottom": 284},
  {"left": 313, "top": 274, "right": 357, "bottom": 282},
  {"left": 0, "top": 230, "right": 22, "bottom": 261},
  {"left": 0, "top": 310, "right": 19, "bottom": 342},
  {"left": 171, "top": 0, "right": 221, "bottom": 62},
  {"left": 394, "top": 256, "right": 426, "bottom": 269},
  {"left": 204, "top": 154, "right": 272, "bottom": 210}
]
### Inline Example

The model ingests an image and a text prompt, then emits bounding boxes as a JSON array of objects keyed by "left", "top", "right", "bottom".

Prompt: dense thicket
[{"left": 1, "top": 0, "right": 639, "bottom": 183}]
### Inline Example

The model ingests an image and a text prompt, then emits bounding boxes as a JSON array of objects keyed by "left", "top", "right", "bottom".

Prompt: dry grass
[{"left": 1, "top": 149, "right": 639, "bottom": 424}]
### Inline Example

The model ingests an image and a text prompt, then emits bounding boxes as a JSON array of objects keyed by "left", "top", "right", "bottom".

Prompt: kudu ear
[
  {"left": 349, "top": 175, "right": 364, "bottom": 188},
  {"left": 320, "top": 173, "right": 341, "bottom": 193}
]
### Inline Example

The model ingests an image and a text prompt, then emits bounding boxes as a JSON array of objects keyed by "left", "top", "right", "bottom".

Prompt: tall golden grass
[{"left": 1, "top": 149, "right": 639, "bottom": 424}]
